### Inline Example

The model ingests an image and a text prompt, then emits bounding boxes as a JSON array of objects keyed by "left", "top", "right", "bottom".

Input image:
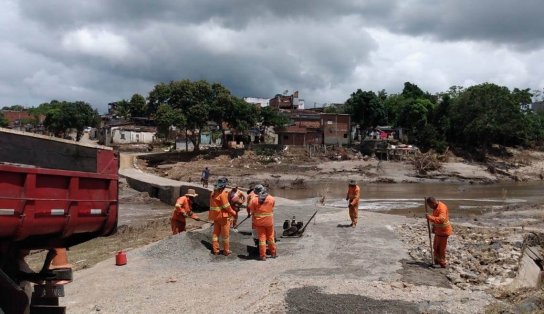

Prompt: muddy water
[{"left": 270, "top": 181, "right": 544, "bottom": 217}]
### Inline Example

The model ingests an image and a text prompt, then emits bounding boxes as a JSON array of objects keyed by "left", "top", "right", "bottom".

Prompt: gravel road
[{"left": 62, "top": 198, "right": 493, "bottom": 313}]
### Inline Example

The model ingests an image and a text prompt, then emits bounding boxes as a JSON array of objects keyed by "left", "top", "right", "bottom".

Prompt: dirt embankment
[{"left": 136, "top": 146, "right": 544, "bottom": 190}]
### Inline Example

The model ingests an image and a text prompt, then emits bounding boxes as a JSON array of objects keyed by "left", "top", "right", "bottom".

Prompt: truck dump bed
[{"left": 0, "top": 128, "right": 118, "bottom": 249}]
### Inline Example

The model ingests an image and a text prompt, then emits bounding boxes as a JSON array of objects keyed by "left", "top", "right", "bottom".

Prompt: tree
[
  {"left": 111, "top": 100, "right": 131, "bottom": 120},
  {"left": 129, "top": 93, "right": 147, "bottom": 117},
  {"left": 0, "top": 112, "right": 8, "bottom": 127},
  {"left": 450, "top": 83, "right": 528, "bottom": 150},
  {"left": 43, "top": 101, "right": 99, "bottom": 140},
  {"left": 259, "top": 106, "right": 289, "bottom": 128},
  {"left": 148, "top": 80, "right": 214, "bottom": 151},
  {"left": 344, "top": 89, "right": 386, "bottom": 130},
  {"left": 397, "top": 98, "right": 434, "bottom": 139},
  {"left": 155, "top": 104, "right": 186, "bottom": 138},
  {"left": 1, "top": 104, "right": 25, "bottom": 111}
]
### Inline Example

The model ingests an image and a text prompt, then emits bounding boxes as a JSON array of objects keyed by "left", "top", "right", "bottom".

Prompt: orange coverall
[
  {"left": 346, "top": 185, "right": 361, "bottom": 226},
  {"left": 208, "top": 189, "right": 237, "bottom": 255},
  {"left": 426, "top": 201, "right": 453, "bottom": 267},
  {"left": 171, "top": 196, "right": 198, "bottom": 234},
  {"left": 229, "top": 189, "right": 246, "bottom": 227},
  {"left": 248, "top": 194, "right": 276, "bottom": 259}
]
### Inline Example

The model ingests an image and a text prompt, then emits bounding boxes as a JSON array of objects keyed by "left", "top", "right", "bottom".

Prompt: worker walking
[
  {"left": 171, "top": 189, "right": 199, "bottom": 234},
  {"left": 248, "top": 186, "right": 276, "bottom": 261},
  {"left": 201, "top": 167, "right": 210, "bottom": 188},
  {"left": 228, "top": 186, "right": 246, "bottom": 228},
  {"left": 208, "top": 178, "right": 237, "bottom": 256},
  {"left": 346, "top": 180, "right": 361, "bottom": 227},
  {"left": 425, "top": 197, "right": 453, "bottom": 268}
]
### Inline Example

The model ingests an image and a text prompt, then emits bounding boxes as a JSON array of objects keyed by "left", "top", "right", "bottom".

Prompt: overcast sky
[{"left": 1, "top": 0, "right": 543, "bottom": 113}]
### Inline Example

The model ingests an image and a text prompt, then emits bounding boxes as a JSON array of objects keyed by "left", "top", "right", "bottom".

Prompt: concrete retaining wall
[{"left": 120, "top": 168, "right": 212, "bottom": 211}]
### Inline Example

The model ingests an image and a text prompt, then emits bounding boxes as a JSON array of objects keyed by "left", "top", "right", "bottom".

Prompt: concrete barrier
[{"left": 120, "top": 168, "right": 212, "bottom": 211}]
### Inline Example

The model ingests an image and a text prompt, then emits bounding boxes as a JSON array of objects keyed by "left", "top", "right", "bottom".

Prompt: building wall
[
  {"left": 111, "top": 129, "right": 156, "bottom": 144},
  {"left": 279, "top": 132, "right": 321, "bottom": 146},
  {"left": 321, "top": 114, "right": 350, "bottom": 145}
]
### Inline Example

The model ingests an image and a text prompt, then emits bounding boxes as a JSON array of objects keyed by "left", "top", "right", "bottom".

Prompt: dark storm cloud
[
  {"left": 19, "top": 0, "right": 544, "bottom": 46},
  {"left": 386, "top": 0, "right": 544, "bottom": 47},
  {"left": 3, "top": 0, "right": 544, "bottom": 111}
]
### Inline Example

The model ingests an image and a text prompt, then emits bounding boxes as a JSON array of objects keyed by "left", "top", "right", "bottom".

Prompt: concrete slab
[{"left": 119, "top": 168, "right": 212, "bottom": 207}]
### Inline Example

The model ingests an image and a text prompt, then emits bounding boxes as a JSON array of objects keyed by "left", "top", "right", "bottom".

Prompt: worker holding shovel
[
  {"left": 209, "top": 178, "right": 237, "bottom": 256},
  {"left": 170, "top": 189, "right": 200, "bottom": 234},
  {"left": 425, "top": 197, "right": 453, "bottom": 268}
]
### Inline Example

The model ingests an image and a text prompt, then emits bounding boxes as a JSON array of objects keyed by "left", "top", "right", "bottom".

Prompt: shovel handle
[{"left": 424, "top": 198, "right": 434, "bottom": 265}]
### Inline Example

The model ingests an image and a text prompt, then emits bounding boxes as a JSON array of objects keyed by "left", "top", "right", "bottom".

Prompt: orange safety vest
[
  {"left": 171, "top": 196, "right": 192, "bottom": 222},
  {"left": 208, "top": 190, "right": 235, "bottom": 221},
  {"left": 427, "top": 201, "right": 453, "bottom": 236},
  {"left": 347, "top": 185, "right": 360, "bottom": 206},
  {"left": 249, "top": 195, "right": 275, "bottom": 227}
]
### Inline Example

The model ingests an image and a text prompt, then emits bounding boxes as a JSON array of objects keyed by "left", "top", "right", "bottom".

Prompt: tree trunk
[
  {"left": 185, "top": 129, "right": 188, "bottom": 152},
  {"left": 221, "top": 129, "right": 228, "bottom": 149}
]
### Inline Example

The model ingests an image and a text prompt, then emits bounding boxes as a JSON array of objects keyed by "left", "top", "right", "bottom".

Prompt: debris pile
[
  {"left": 395, "top": 223, "right": 525, "bottom": 290},
  {"left": 411, "top": 151, "right": 442, "bottom": 175}
]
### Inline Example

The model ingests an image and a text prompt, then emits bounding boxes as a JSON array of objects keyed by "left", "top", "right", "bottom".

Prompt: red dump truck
[{"left": 0, "top": 128, "right": 118, "bottom": 314}]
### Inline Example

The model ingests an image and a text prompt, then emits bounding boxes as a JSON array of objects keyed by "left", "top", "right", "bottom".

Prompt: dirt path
[{"left": 61, "top": 202, "right": 493, "bottom": 313}]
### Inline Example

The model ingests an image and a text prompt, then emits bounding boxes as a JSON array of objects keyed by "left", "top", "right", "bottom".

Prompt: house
[
  {"left": 276, "top": 111, "right": 351, "bottom": 146},
  {"left": 320, "top": 113, "right": 351, "bottom": 145},
  {"left": 98, "top": 124, "right": 157, "bottom": 146},
  {"left": 269, "top": 91, "right": 305, "bottom": 110},
  {"left": 1, "top": 110, "right": 45, "bottom": 130}
]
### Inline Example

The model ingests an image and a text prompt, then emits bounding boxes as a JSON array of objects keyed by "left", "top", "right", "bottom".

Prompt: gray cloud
[{"left": 1, "top": 0, "right": 543, "bottom": 111}]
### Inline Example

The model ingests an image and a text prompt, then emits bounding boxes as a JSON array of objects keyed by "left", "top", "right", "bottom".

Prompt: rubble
[{"left": 395, "top": 223, "right": 525, "bottom": 290}]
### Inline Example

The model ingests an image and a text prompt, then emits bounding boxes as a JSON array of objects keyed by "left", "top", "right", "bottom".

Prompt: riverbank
[{"left": 137, "top": 146, "right": 544, "bottom": 190}]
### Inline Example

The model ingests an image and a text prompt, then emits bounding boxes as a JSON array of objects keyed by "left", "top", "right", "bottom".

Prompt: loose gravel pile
[{"left": 395, "top": 222, "right": 526, "bottom": 290}]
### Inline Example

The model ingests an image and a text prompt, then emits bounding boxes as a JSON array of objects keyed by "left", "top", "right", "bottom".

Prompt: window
[
  {"left": 343, "top": 133, "right": 348, "bottom": 138},
  {"left": 283, "top": 135, "right": 288, "bottom": 140},
  {"left": 120, "top": 133, "right": 125, "bottom": 140}
]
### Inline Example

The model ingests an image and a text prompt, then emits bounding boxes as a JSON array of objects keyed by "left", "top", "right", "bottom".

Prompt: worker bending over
[
  {"left": 248, "top": 186, "right": 277, "bottom": 261},
  {"left": 171, "top": 189, "right": 199, "bottom": 234},
  {"left": 209, "top": 178, "right": 237, "bottom": 256},
  {"left": 346, "top": 180, "right": 361, "bottom": 227},
  {"left": 228, "top": 186, "right": 246, "bottom": 228},
  {"left": 426, "top": 197, "right": 453, "bottom": 268}
]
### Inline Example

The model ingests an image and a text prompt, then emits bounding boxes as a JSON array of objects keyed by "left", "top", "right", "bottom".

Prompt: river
[{"left": 270, "top": 181, "right": 543, "bottom": 217}]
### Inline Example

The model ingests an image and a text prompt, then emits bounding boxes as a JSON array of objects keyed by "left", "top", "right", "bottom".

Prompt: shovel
[
  {"left": 232, "top": 215, "right": 250, "bottom": 233},
  {"left": 424, "top": 197, "right": 434, "bottom": 266}
]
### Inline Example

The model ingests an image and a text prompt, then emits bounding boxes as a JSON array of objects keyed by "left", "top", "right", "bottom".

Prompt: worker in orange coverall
[
  {"left": 228, "top": 186, "right": 246, "bottom": 228},
  {"left": 171, "top": 189, "right": 199, "bottom": 234},
  {"left": 346, "top": 180, "right": 361, "bottom": 227},
  {"left": 208, "top": 179, "right": 237, "bottom": 256},
  {"left": 248, "top": 186, "right": 277, "bottom": 261},
  {"left": 426, "top": 197, "right": 453, "bottom": 268}
]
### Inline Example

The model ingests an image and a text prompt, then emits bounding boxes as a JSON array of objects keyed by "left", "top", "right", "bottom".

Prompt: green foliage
[
  {"left": 344, "top": 89, "right": 386, "bottom": 129},
  {"left": 129, "top": 93, "right": 147, "bottom": 117},
  {"left": 154, "top": 104, "right": 186, "bottom": 138},
  {"left": 1, "top": 104, "right": 25, "bottom": 111},
  {"left": 254, "top": 146, "right": 277, "bottom": 157},
  {"left": 449, "top": 83, "right": 528, "bottom": 148},
  {"left": 0, "top": 112, "right": 8, "bottom": 127},
  {"left": 259, "top": 106, "right": 289, "bottom": 128},
  {"left": 43, "top": 101, "right": 99, "bottom": 140}
]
